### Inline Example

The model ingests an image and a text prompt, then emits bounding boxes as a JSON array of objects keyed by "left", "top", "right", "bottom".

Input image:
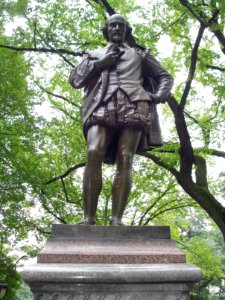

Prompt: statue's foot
[
  {"left": 110, "top": 217, "right": 124, "bottom": 226},
  {"left": 77, "top": 218, "right": 95, "bottom": 225}
]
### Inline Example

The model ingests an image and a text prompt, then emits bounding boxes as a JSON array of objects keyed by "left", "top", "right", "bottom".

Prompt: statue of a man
[{"left": 69, "top": 14, "right": 173, "bottom": 225}]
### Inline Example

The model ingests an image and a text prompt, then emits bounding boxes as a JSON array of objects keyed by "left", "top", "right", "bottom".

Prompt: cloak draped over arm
[{"left": 69, "top": 53, "right": 100, "bottom": 89}]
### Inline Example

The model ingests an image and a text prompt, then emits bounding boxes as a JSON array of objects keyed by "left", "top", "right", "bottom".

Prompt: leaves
[{"left": 1, "top": 0, "right": 225, "bottom": 298}]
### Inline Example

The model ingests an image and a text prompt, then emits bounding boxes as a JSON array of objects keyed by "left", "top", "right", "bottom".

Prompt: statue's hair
[{"left": 101, "top": 15, "right": 132, "bottom": 42}]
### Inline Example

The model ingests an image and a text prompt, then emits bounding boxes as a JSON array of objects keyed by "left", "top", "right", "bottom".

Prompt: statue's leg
[
  {"left": 111, "top": 128, "right": 141, "bottom": 226},
  {"left": 80, "top": 125, "right": 111, "bottom": 225}
]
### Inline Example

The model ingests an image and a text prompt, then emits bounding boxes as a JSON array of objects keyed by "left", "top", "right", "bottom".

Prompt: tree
[
  {"left": 1, "top": 0, "right": 225, "bottom": 297},
  {"left": 2, "top": 0, "right": 224, "bottom": 237}
]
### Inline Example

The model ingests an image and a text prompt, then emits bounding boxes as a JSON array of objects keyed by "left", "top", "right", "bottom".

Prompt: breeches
[{"left": 84, "top": 89, "right": 151, "bottom": 133}]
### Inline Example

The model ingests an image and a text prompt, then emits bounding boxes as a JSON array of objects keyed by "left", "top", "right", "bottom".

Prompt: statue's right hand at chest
[{"left": 94, "top": 49, "right": 124, "bottom": 70}]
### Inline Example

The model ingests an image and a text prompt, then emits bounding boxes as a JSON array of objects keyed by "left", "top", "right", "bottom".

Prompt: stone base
[
  {"left": 37, "top": 225, "right": 186, "bottom": 264},
  {"left": 22, "top": 225, "right": 202, "bottom": 300},
  {"left": 23, "top": 263, "right": 201, "bottom": 300}
]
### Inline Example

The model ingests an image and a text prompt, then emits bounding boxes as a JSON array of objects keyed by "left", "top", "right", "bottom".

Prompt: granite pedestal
[{"left": 22, "top": 225, "right": 202, "bottom": 300}]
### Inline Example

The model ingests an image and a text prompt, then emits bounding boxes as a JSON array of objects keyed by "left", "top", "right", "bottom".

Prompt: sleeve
[
  {"left": 69, "top": 52, "right": 100, "bottom": 89},
  {"left": 143, "top": 50, "right": 174, "bottom": 103}
]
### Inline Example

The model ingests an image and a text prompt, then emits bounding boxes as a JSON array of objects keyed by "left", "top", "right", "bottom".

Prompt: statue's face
[{"left": 107, "top": 15, "right": 127, "bottom": 44}]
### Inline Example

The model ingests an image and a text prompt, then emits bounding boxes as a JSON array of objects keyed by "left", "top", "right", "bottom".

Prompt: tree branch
[
  {"left": 180, "top": 23, "right": 206, "bottom": 108},
  {"left": 210, "top": 19, "right": 225, "bottom": 55},
  {"left": 143, "top": 204, "right": 197, "bottom": 225},
  {"left": 42, "top": 202, "right": 67, "bottom": 224},
  {"left": 155, "top": 13, "right": 186, "bottom": 37},
  {"left": 91, "top": 0, "right": 116, "bottom": 15},
  {"left": 179, "top": 0, "right": 208, "bottom": 25},
  {"left": 167, "top": 95, "right": 194, "bottom": 176},
  {"left": 205, "top": 149, "right": 225, "bottom": 158},
  {"left": 33, "top": 17, "right": 37, "bottom": 49},
  {"left": 46, "top": 162, "right": 85, "bottom": 184},
  {"left": 33, "top": 224, "right": 51, "bottom": 235},
  {"left": 139, "top": 188, "right": 175, "bottom": 226},
  {"left": 185, "top": 98, "right": 221, "bottom": 147},
  {"left": 38, "top": 84, "right": 80, "bottom": 109},
  {"left": 24, "top": 14, "right": 78, "bottom": 67},
  {"left": 184, "top": 110, "right": 210, "bottom": 147},
  {"left": 60, "top": 178, "right": 72, "bottom": 203},
  {"left": 185, "top": 108, "right": 221, "bottom": 126},
  {"left": 0, "top": 44, "right": 83, "bottom": 57},
  {"left": 179, "top": 1, "right": 225, "bottom": 56},
  {"left": 206, "top": 64, "right": 225, "bottom": 72},
  {"left": 52, "top": 105, "right": 79, "bottom": 121},
  {"left": 140, "top": 152, "right": 179, "bottom": 177},
  {"left": 184, "top": 110, "right": 199, "bottom": 125},
  {"left": 193, "top": 155, "right": 209, "bottom": 190},
  {"left": 58, "top": 54, "right": 76, "bottom": 67},
  {"left": 147, "top": 145, "right": 225, "bottom": 159}
]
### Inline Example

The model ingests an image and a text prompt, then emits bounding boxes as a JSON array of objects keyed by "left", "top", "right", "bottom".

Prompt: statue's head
[{"left": 102, "top": 14, "right": 132, "bottom": 44}]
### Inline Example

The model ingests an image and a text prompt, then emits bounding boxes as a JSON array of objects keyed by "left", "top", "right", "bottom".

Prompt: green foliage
[
  {"left": 16, "top": 282, "right": 33, "bottom": 300},
  {"left": 0, "top": 247, "right": 21, "bottom": 300},
  {"left": 181, "top": 227, "right": 225, "bottom": 299},
  {"left": 1, "top": 0, "right": 225, "bottom": 298},
  {"left": 0, "top": 29, "right": 44, "bottom": 299}
]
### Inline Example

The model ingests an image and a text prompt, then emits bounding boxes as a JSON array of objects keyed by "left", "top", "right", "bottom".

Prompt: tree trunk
[{"left": 177, "top": 174, "right": 225, "bottom": 240}]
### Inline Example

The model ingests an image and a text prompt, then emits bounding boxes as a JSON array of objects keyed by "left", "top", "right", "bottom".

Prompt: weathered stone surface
[
  {"left": 23, "top": 263, "right": 202, "bottom": 283},
  {"left": 32, "top": 288, "right": 192, "bottom": 300},
  {"left": 22, "top": 225, "right": 202, "bottom": 300},
  {"left": 23, "top": 263, "right": 202, "bottom": 300},
  {"left": 30, "top": 285, "right": 193, "bottom": 300},
  {"left": 51, "top": 224, "right": 171, "bottom": 240},
  {"left": 37, "top": 225, "right": 185, "bottom": 264}
]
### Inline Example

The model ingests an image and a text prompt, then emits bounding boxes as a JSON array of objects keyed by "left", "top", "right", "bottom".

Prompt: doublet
[{"left": 100, "top": 45, "right": 151, "bottom": 103}]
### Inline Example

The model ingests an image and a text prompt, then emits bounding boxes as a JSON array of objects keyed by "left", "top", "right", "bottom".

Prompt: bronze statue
[{"left": 69, "top": 14, "right": 173, "bottom": 225}]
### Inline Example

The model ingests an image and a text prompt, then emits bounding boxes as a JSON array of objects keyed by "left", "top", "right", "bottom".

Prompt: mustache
[{"left": 112, "top": 31, "right": 122, "bottom": 34}]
